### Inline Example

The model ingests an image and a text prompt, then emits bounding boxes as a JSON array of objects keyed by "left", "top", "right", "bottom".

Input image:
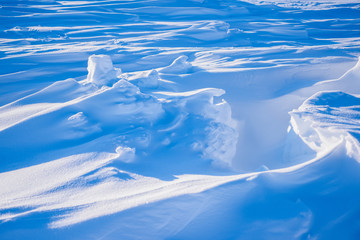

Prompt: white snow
[
  {"left": 132, "top": 69, "right": 160, "bottom": 88},
  {"left": 240, "top": 0, "right": 360, "bottom": 9},
  {"left": 160, "top": 55, "right": 192, "bottom": 74},
  {"left": 290, "top": 91, "right": 360, "bottom": 161},
  {"left": 1, "top": 0, "right": 360, "bottom": 239},
  {"left": 0, "top": 150, "right": 249, "bottom": 228},
  {"left": 87, "top": 55, "right": 119, "bottom": 86}
]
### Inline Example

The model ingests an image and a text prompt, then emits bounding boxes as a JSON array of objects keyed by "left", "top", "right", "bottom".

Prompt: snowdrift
[
  {"left": 1, "top": 0, "right": 360, "bottom": 239},
  {"left": 1, "top": 55, "right": 360, "bottom": 240}
]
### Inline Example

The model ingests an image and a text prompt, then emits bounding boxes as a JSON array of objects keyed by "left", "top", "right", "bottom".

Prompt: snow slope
[{"left": 0, "top": 0, "right": 360, "bottom": 239}]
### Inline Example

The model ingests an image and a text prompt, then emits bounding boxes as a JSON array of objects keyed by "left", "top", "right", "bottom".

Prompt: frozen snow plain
[{"left": 1, "top": 0, "right": 360, "bottom": 239}]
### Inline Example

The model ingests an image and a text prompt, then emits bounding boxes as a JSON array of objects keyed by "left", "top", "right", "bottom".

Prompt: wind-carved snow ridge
[
  {"left": 0, "top": 55, "right": 239, "bottom": 228},
  {"left": 290, "top": 91, "right": 360, "bottom": 162}
]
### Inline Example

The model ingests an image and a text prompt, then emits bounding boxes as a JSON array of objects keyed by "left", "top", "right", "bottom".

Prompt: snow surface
[
  {"left": 1, "top": 0, "right": 360, "bottom": 239},
  {"left": 239, "top": 0, "right": 360, "bottom": 10}
]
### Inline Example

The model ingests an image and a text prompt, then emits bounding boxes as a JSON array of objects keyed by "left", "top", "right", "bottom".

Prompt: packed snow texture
[{"left": 0, "top": 0, "right": 360, "bottom": 239}]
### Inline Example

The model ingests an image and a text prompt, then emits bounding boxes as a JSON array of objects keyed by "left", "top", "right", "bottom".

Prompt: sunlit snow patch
[
  {"left": 87, "top": 54, "right": 121, "bottom": 86},
  {"left": 0, "top": 150, "right": 249, "bottom": 229}
]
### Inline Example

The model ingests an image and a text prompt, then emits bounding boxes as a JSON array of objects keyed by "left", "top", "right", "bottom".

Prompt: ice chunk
[
  {"left": 87, "top": 55, "right": 119, "bottom": 86},
  {"left": 203, "top": 121, "right": 238, "bottom": 167},
  {"left": 113, "top": 79, "right": 140, "bottom": 95},
  {"left": 68, "top": 112, "right": 86, "bottom": 122},
  {"left": 160, "top": 55, "right": 192, "bottom": 74},
  {"left": 115, "top": 146, "right": 135, "bottom": 163},
  {"left": 136, "top": 69, "right": 160, "bottom": 88},
  {"left": 156, "top": 88, "right": 238, "bottom": 167}
]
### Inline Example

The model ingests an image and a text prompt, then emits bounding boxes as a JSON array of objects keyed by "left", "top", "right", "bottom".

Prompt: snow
[
  {"left": 160, "top": 55, "right": 192, "bottom": 74},
  {"left": 1, "top": 0, "right": 360, "bottom": 239},
  {"left": 0, "top": 146, "right": 246, "bottom": 229},
  {"left": 137, "top": 69, "right": 160, "bottom": 88},
  {"left": 240, "top": 0, "right": 360, "bottom": 9},
  {"left": 290, "top": 91, "right": 360, "bottom": 160},
  {"left": 87, "top": 55, "right": 119, "bottom": 86}
]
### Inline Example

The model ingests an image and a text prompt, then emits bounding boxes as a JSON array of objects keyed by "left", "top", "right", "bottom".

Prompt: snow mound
[
  {"left": 133, "top": 69, "right": 160, "bottom": 88},
  {"left": 290, "top": 91, "right": 360, "bottom": 161},
  {"left": 160, "top": 55, "right": 192, "bottom": 74},
  {"left": 87, "top": 55, "right": 119, "bottom": 86}
]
